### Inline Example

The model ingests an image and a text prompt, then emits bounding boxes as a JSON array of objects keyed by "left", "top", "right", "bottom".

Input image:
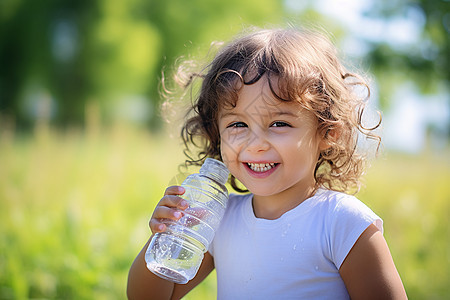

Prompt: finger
[
  {"left": 164, "top": 185, "right": 185, "bottom": 196},
  {"left": 152, "top": 206, "right": 184, "bottom": 221},
  {"left": 159, "top": 195, "right": 189, "bottom": 210},
  {"left": 149, "top": 218, "right": 166, "bottom": 233}
]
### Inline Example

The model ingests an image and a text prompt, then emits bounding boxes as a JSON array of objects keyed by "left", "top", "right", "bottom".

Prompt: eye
[
  {"left": 227, "top": 122, "right": 247, "bottom": 128},
  {"left": 271, "top": 121, "right": 291, "bottom": 127}
]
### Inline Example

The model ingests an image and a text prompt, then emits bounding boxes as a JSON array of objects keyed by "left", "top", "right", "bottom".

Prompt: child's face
[{"left": 218, "top": 78, "right": 326, "bottom": 197}]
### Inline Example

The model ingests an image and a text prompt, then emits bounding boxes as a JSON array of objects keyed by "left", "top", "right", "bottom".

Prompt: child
[{"left": 127, "top": 26, "right": 407, "bottom": 299}]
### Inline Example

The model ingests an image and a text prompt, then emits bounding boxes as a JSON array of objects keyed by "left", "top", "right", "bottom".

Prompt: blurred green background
[{"left": 0, "top": 0, "right": 449, "bottom": 299}]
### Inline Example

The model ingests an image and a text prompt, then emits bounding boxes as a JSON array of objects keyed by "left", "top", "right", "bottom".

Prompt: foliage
[
  {"left": 0, "top": 0, "right": 283, "bottom": 128},
  {"left": 0, "top": 0, "right": 100, "bottom": 127},
  {"left": 0, "top": 123, "right": 449, "bottom": 299},
  {"left": 1, "top": 0, "right": 448, "bottom": 134},
  {"left": 363, "top": 0, "right": 450, "bottom": 107}
]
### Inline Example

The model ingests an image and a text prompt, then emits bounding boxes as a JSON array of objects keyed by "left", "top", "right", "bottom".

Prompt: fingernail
[
  {"left": 180, "top": 200, "right": 188, "bottom": 207},
  {"left": 158, "top": 224, "right": 164, "bottom": 231},
  {"left": 174, "top": 211, "right": 182, "bottom": 219}
]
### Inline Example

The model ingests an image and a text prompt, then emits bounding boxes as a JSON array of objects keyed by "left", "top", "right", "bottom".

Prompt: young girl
[{"left": 127, "top": 26, "right": 407, "bottom": 299}]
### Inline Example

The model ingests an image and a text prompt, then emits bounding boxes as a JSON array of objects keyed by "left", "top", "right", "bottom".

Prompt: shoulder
[
  {"left": 317, "top": 189, "right": 382, "bottom": 231},
  {"left": 220, "top": 193, "right": 252, "bottom": 220},
  {"left": 317, "top": 189, "right": 384, "bottom": 268},
  {"left": 227, "top": 193, "right": 251, "bottom": 207},
  {"left": 209, "top": 193, "right": 251, "bottom": 256},
  {"left": 316, "top": 189, "right": 361, "bottom": 207},
  {"left": 229, "top": 192, "right": 251, "bottom": 200}
]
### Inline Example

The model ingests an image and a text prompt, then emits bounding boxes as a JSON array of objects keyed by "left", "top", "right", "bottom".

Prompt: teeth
[{"left": 247, "top": 162, "right": 276, "bottom": 172}]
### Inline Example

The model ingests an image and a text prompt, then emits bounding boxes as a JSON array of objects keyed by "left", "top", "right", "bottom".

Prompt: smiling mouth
[{"left": 246, "top": 162, "right": 279, "bottom": 173}]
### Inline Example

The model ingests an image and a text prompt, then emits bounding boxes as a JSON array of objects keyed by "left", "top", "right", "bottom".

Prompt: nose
[{"left": 245, "top": 128, "right": 270, "bottom": 153}]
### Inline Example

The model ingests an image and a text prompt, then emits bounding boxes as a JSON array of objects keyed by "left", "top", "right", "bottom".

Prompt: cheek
[
  {"left": 220, "top": 139, "right": 226, "bottom": 159},
  {"left": 220, "top": 138, "right": 233, "bottom": 165},
  {"left": 220, "top": 138, "right": 243, "bottom": 170},
  {"left": 294, "top": 137, "right": 322, "bottom": 165}
]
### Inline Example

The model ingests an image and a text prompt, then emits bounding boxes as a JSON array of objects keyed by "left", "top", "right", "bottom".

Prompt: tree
[
  {"left": 0, "top": 0, "right": 100, "bottom": 128},
  {"left": 363, "top": 0, "right": 449, "bottom": 107},
  {"left": 0, "top": 0, "right": 284, "bottom": 129}
]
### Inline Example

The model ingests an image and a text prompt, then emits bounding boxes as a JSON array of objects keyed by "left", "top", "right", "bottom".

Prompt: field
[{"left": 0, "top": 123, "right": 449, "bottom": 299}]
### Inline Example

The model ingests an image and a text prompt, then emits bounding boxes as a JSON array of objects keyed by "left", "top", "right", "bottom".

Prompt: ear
[{"left": 319, "top": 128, "right": 340, "bottom": 151}]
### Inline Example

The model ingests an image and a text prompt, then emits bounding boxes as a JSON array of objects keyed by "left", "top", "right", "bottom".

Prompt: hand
[{"left": 149, "top": 186, "right": 189, "bottom": 234}]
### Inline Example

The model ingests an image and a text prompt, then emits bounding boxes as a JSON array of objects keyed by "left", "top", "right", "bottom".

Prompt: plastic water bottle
[{"left": 145, "top": 158, "right": 229, "bottom": 284}]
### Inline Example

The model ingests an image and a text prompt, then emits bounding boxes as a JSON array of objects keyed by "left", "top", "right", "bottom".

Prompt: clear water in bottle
[{"left": 145, "top": 158, "right": 229, "bottom": 284}]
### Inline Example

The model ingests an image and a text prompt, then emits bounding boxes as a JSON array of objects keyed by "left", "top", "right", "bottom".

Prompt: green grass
[
  {"left": 359, "top": 152, "right": 450, "bottom": 300},
  {"left": 0, "top": 123, "right": 448, "bottom": 299}
]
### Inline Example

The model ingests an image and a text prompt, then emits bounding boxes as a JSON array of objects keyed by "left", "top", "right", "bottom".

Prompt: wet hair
[{"left": 165, "top": 26, "right": 381, "bottom": 194}]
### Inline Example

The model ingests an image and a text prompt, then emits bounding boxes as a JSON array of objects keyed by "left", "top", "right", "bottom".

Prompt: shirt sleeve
[{"left": 328, "top": 195, "right": 383, "bottom": 269}]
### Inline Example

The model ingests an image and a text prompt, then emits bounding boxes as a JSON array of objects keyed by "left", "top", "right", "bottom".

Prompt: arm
[
  {"left": 127, "top": 239, "right": 215, "bottom": 300},
  {"left": 126, "top": 186, "right": 216, "bottom": 300},
  {"left": 339, "top": 224, "right": 407, "bottom": 300}
]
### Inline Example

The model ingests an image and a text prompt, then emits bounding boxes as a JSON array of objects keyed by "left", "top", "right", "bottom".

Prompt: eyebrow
[
  {"left": 220, "top": 109, "right": 299, "bottom": 119},
  {"left": 271, "top": 110, "right": 298, "bottom": 117},
  {"left": 219, "top": 111, "right": 239, "bottom": 118}
]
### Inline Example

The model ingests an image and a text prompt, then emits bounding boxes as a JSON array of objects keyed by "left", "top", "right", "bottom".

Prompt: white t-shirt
[{"left": 208, "top": 189, "right": 383, "bottom": 299}]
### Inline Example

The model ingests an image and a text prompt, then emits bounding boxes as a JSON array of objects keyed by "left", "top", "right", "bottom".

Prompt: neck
[{"left": 251, "top": 182, "right": 317, "bottom": 220}]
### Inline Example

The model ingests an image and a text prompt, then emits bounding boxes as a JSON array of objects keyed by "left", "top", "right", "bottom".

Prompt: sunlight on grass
[
  {"left": 0, "top": 122, "right": 448, "bottom": 299},
  {"left": 359, "top": 152, "right": 450, "bottom": 300},
  {"left": 0, "top": 122, "right": 189, "bottom": 299}
]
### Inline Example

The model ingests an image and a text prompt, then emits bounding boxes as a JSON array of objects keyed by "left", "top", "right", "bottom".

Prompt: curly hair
[{"left": 165, "top": 26, "right": 381, "bottom": 194}]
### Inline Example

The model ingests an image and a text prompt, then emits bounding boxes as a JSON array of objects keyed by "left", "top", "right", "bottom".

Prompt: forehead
[{"left": 219, "top": 77, "right": 299, "bottom": 116}]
